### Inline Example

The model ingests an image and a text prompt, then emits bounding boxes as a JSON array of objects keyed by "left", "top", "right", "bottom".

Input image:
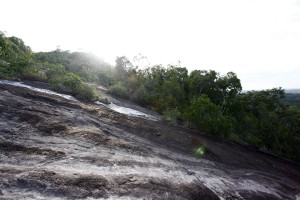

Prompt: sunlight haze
[{"left": 1, "top": 0, "right": 300, "bottom": 90}]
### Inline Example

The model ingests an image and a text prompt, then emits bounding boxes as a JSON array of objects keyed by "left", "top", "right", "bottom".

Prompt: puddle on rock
[
  {"left": 0, "top": 80, "right": 76, "bottom": 101},
  {"left": 95, "top": 101, "right": 160, "bottom": 121},
  {"left": 0, "top": 79, "right": 160, "bottom": 121}
]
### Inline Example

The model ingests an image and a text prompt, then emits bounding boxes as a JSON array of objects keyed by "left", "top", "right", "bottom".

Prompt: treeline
[
  {"left": 109, "top": 57, "right": 300, "bottom": 162},
  {"left": 35, "top": 50, "right": 113, "bottom": 86},
  {"left": 1, "top": 32, "right": 299, "bottom": 162},
  {"left": 0, "top": 32, "right": 110, "bottom": 101},
  {"left": 284, "top": 93, "right": 300, "bottom": 108}
]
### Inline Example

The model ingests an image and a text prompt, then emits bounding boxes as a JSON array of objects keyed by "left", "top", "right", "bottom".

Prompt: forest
[{"left": 1, "top": 32, "right": 299, "bottom": 163}]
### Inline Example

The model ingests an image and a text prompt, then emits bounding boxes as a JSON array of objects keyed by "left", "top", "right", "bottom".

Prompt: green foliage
[
  {"left": 97, "top": 97, "right": 111, "bottom": 104},
  {"left": 132, "top": 86, "right": 151, "bottom": 106},
  {"left": 188, "top": 70, "right": 242, "bottom": 108},
  {"left": 188, "top": 70, "right": 219, "bottom": 102},
  {"left": 162, "top": 108, "right": 181, "bottom": 125},
  {"left": 45, "top": 64, "right": 95, "bottom": 101},
  {"left": 108, "top": 82, "right": 130, "bottom": 99},
  {"left": 0, "top": 33, "right": 34, "bottom": 78},
  {"left": 0, "top": 33, "right": 112, "bottom": 103},
  {"left": 20, "top": 64, "right": 47, "bottom": 82},
  {"left": 228, "top": 88, "right": 300, "bottom": 161},
  {"left": 45, "top": 64, "right": 66, "bottom": 80},
  {"left": 284, "top": 93, "right": 300, "bottom": 108},
  {"left": 0, "top": 34, "right": 33, "bottom": 78},
  {"left": 0, "top": 65, "right": 16, "bottom": 79},
  {"left": 109, "top": 56, "right": 299, "bottom": 162},
  {"left": 245, "top": 134, "right": 263, "bottom": 147},
  {"left": 108, "top": 56, "right": 298, "bottom": 162},
  {"left": 228, "top": 133, "right": 241, "bottom": 143},
  {"left": 185, "top": 95, "right": 234, "bottom": 137},
  {"left": 160, "top": 66, "right": 188, "bottom": 110},
  {"left": 35, "top": 50, "right": 113, "bottom": 85},
  {"left": 114, "top": 56, "right": 133, "bottom": 81}
]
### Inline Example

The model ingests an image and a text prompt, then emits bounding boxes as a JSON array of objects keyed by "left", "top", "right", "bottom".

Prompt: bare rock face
[{"left": 0, "top": 83, "right": 299, "bottom": 199}]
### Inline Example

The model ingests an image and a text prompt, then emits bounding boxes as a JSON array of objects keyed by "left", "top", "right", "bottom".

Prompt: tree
[
  {"left": 188, "top": 70, "right": 220, "bottom": 104},
  {"left": 160, "top": 66, "right": 188, "bottom": 110},
  {"left": 217, "top": 72, "right": 242, "bottom": 112},
  {"left": 185, "top": 95, "right": 234, "bottom": 137},
  {"left": 114, "top": 56, "right": 133, "bottom": 81},
  {"left": 228, "top": 88, "right": 300, "bottom": 159},
  {"left": 0, "top": 34, "right": 34, "bottom": 78}
]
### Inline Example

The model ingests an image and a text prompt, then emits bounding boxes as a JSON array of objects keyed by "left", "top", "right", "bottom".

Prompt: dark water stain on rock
[{"left": 0, "top": 141, "right": 65, "bottom": 157}]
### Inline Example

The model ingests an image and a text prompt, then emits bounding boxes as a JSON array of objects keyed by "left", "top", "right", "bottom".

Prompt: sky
[{"left": 1, "top": 0, "right": 300, "bottom": 90}]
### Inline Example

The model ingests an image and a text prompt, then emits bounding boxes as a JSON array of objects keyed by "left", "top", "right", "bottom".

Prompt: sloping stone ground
[{"left": 0, "top": 83, "right": 299, "bottom": 200}]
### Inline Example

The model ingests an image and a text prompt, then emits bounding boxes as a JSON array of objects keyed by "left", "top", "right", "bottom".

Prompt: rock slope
[{"left": 0, "top": 83, "right": 299, "bottom": 199}]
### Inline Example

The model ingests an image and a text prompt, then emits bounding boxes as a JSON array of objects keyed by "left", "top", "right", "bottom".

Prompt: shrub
[
  {"left": 21, "top": 65, "right": 47, "bottom": 82},
  {"left": 163, "top": 108, "right": 181, "bottom": 125},
  {"left": 46, "top": 65, "right": 95, "bottom": 101},
  {"left": 45, "top": 64, "right": 67, "bottom": 80},
  {"left": 97, "top": 97, "right": 110, "bottom": 104},
  {"left": 228, "top": 133, "right": 241, "bottom": 143},
  {"left": 108, "top": 82, "right": 130, "bottom": 99},
  {"left": 132, "top": 86, "right": 152, "bottom": 106},
  {"left": 185, "top": 95, "right": 234, "bottom": 137},
  {"left": 245, "top": 134, "right": 263, "bottom": 148}
]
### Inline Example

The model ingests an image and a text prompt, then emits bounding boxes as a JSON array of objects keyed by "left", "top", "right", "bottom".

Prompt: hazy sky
[{"left": 1, "top": 0, "right": 300, "bottom": 90}]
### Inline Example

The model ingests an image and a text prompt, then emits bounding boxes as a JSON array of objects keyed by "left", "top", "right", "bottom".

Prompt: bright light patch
[{"left": 194, "top": 145, "right": 206, "bottom": 156}]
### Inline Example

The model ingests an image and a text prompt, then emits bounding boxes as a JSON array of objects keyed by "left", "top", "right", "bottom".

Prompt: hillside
[
  {"left": 0, "top": 81, "right": 300, "bottom": 199},
  {"left": 1, "top": 32, "right": 300, "bottom": 199},
  {"left": 2, "top": 32, "right": 300, "bottom": 163},
  {"left": 286, "top": 89, "right": 300, "bottom": 94},
  {"left": 284, "top": 93, "right": 300, "bottom": 108}
]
